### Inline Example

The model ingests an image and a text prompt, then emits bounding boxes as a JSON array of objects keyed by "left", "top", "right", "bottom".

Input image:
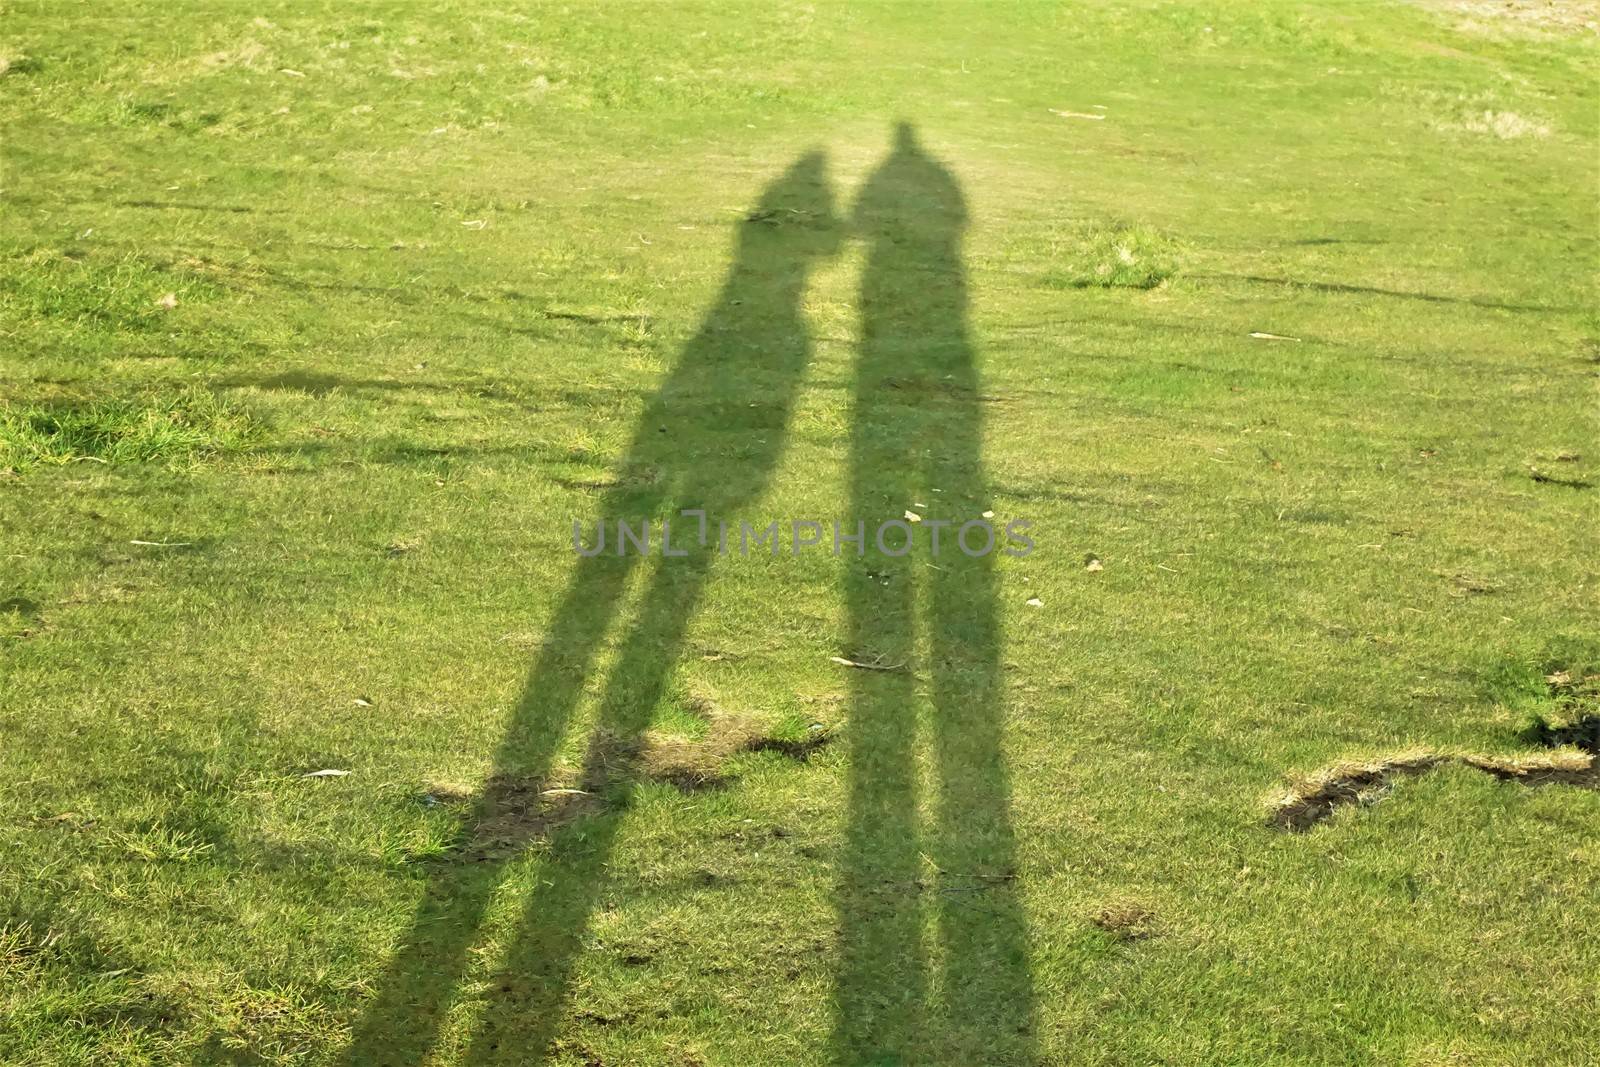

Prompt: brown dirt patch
[
  {"left": 1270, "top": 749, "right": 1597, "bottom": 831},
  {"left": 631, "top": 696, "right": 833, "bottom": 792},
  {"left": 468, "top": 775, "right": 605, "bottom": 858},
  {"left": 452, "top": 704, "right": 834, "bottom": 857},
  {"left": 1090, "top": 899, "right": 1159, "bottom": 941},
  {"left": 1416, "top": 0, "right": 1599, "bottom": 34}
]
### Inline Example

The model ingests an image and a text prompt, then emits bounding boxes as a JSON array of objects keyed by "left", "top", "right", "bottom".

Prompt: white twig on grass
[{"left": 829, "top": 656, "right": 905, "bottom": 672}]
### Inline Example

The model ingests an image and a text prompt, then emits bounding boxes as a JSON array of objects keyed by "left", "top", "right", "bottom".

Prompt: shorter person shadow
[{"left": 339, "top": 151, "right": 838, "bottom": 1066}]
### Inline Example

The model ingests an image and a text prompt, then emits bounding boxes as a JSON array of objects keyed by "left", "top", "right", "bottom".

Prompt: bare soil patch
[{"left": 1270, "top": 749, "right": 1597, "bottom": 831}]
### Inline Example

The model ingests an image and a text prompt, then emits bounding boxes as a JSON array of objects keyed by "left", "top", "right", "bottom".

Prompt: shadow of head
[
  {"left": 856, "top": 121, "right": 965, "bottom": 241},
  {"left": 738, "top": 149, "right": 840, "bottom": 259}
]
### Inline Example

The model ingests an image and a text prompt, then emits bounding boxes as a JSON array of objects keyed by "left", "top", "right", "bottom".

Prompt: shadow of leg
[
  {"left": 928, "top": 484, "right": 1037, "bottom": 1061},
  {"left": 339, "top": 551, "right": 643, "bottom": 1065},
  {"left": 465, "top": 552, "right": 713, "bottom": 1063},
  {"left": 832, "top": 519, "right": 926, "bottom": 1062}
]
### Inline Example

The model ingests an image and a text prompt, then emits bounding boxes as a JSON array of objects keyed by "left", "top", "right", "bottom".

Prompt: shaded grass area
[
  {"left": 1, "top": 1, "right": 1598, "bottom": 1065},
  {"left": 0, "top": 389, "right": 257, "bottom": 468}
]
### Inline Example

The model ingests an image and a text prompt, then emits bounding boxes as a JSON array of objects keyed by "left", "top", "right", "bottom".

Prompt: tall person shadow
[
  {"left": 340, "top": 151, "right": 839, "bottom": 1066},
  {"left": 832, "top": 122, "right": 1038, "bottom": 1064}
]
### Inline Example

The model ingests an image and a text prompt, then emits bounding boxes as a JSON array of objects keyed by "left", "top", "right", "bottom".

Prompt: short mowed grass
[{"left": 2, "top": 2, "right": 1598, "bottom": 1065}]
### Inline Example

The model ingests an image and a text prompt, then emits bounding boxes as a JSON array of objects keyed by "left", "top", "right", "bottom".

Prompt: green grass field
[{"left": 3, "top": 2, "right": 1598, "bottom": 1064}]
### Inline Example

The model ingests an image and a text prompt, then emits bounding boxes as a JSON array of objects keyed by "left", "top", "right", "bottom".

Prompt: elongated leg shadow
[
  {"left": 341, "top": 152, "right": 837, "bottom": 1066},
  {"left": 833, "top": 123, "right": 1037, "bottom": 1065}
]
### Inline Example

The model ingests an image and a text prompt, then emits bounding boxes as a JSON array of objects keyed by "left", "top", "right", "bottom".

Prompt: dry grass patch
[
  {"left": 1090, "top": 899, "right": 1159, "bottom": 941},
  {"left": 450, "top": 700, "right": 834, "bottom": 857},
  {"left": 634, "top": 696, "right": 834, "bottom": 792},
  {"left": 1418, "top": 0, "right": 1600, "bottom": 35}
]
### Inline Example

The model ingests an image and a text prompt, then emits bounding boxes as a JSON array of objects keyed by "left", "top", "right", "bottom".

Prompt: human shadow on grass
[
  {"left": 832, "top": 121, "right": 1038, "bottom": 1065},
  {"left": 339, "top": 151, "right": 838, "bottom": 1065}
]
